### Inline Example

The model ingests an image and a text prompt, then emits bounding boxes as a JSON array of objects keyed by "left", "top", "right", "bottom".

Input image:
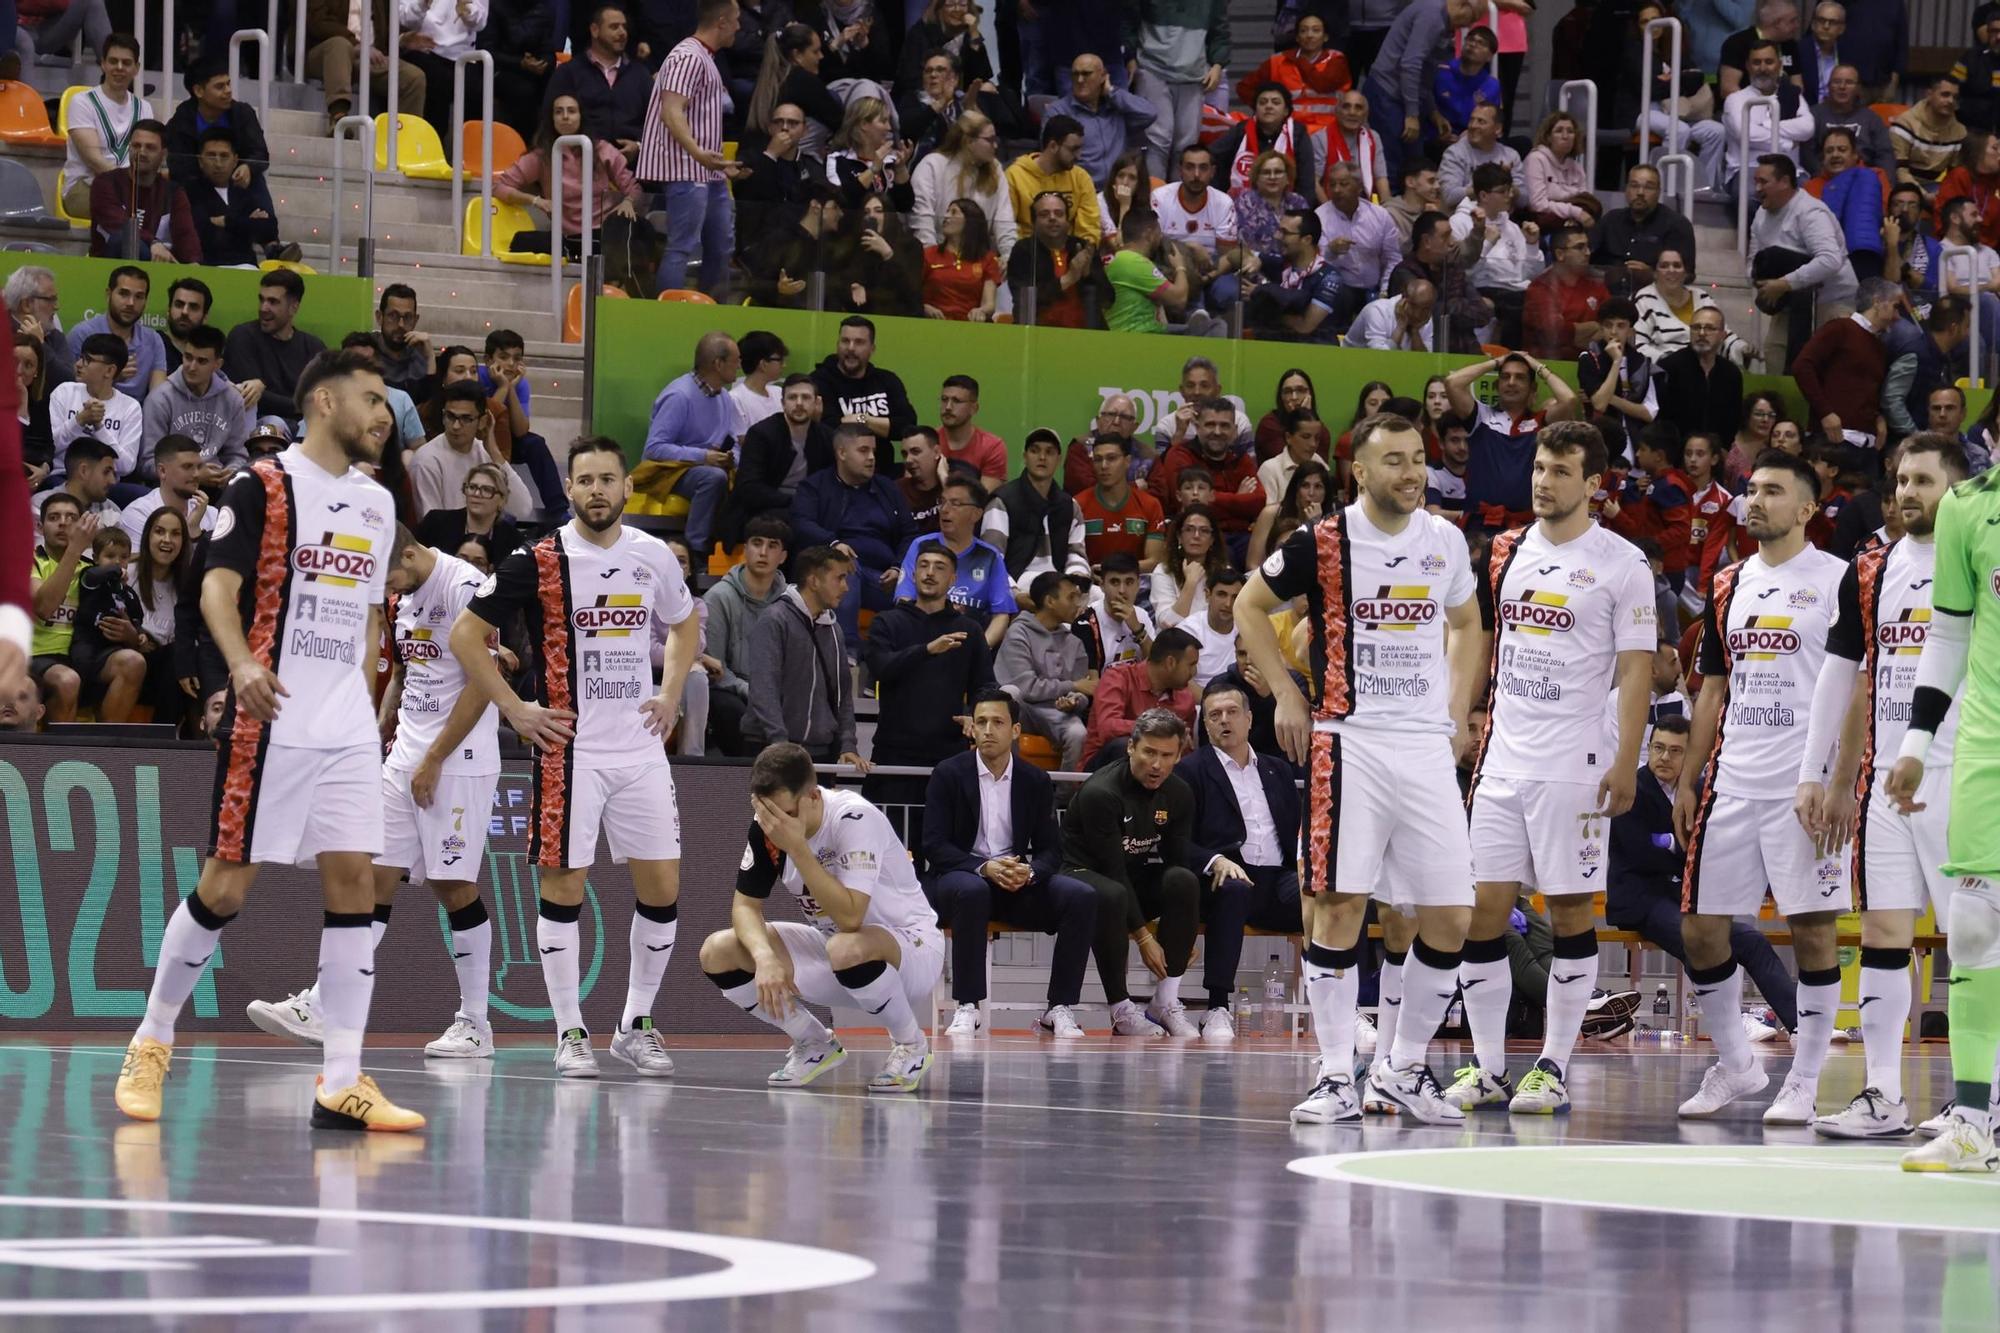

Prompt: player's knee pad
[{"left": 1949, "top": 883, "right": 2000, "bottom": 970}]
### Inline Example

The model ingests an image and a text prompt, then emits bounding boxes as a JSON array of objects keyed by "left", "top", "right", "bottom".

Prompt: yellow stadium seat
[
  {"left": 51, "top": 169, "right": 88, "bottom": 228},
  {"left": 258, "top": 258, "right": 317, "bottom": 274},
  {"left": 465, "top": 197, "right": 550, "bottom": 265},
  {"left": 374, "top": 112, "right": 453, "bottom": 181},
  {"left": 56, "top": 85, "right": 84, "bottom": 134},
  {"left": 627, "top": 461, "right": 693, "bottom": 519},
  {"left": 0, "top": 82, "right": 64, "bottom": 146}
]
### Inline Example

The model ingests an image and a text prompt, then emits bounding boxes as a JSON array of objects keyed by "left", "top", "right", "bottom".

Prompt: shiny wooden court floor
[{"left": 0, "top": 1035, "right": 1993, "bottom": 1330}]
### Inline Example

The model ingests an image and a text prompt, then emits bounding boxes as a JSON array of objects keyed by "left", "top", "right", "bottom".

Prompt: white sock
[
  {"left": 1375, "top": 952, "right": 1406, "bottom": 1061},
  {"left": 1692, "top": 960, "right": 1753, "bottom": 1072},
  {"left": 318, "top": 918, "right": 376, "bottom": 1090},
  {"left": 1792, "top": 971, "right": 1843, "bottom": 1082},
  {"left": 1858, "top": 952, "right": 1911, "bottom": 1102},
  {"left": 301, "top": 917, "right": 386, "bottom": 1010},
  {"left": 449, "top": 919, "right": 492, "bottom": 1026},
  {"left": 1540, "top": 936, "right": 1600, "bottom": 1076},
  {"left": 836, "top": 960, "right": 923, "bottom": 1044},
  {"left": 1458, "top": 938, "right": 1513, "bottom": 1076},
  {"left": 1391, "top": 943, "right": 1462, "bottom": 1071},
  {"left": 1153, "top": 973, "right": 1182, "bottom": 1010},
  {"left": 537, "top": 904, "right": 585, "bottom": 1035},
  {"left": 621, "top": 904, "right": 678, "bottom": 1032},
  {"left": 136, "top": 896, "right": 231, "bottom": 1045},
  {"left": 1305, "top": 944, "right": 1359, "bottom": 1078},
  {"left": 719, "top": 977, "right": 830, "bottom": 1044}
]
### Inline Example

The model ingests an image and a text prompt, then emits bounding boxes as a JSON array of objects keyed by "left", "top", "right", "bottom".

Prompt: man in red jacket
[
  {"left": 1081, "top": 628, "right": 1202, "bottom": 769},
  {"left": 88, "top": 120, "right": 202, "bottom": 262},
  {"left": 0, "top": 317, "right": 30, "bottom": 708},
  {"left": 1790, "top": 277, "right": 1901, "bottom": 446},
  {"left": 1607, "top": 422, "right": 1694, "bottom": 592},
  {"left": 1151, "top": 398, "right": 1265, "bottom": 560}
]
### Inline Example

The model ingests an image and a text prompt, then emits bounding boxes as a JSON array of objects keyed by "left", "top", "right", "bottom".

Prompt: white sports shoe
[
  {"left": 1813, "top": 1087, "right": 1912, "bottom": 1139},
  {"left": 1146, "top": 999, "right": 1201, "bottom": 1038},
  {"left": 1353, "top": 1012, "right": 1378, "bottom": 1058},
  {"left": 1291, "top": 1070, "right": 1362, "bottom": 1124},
  {"left": 607, "top": 1020, "right": 676, "bottom": 1077},
  {"left": 1508, "top": 1057, "right": 1571, "bottom": 1115},
  {"left": 768, "top": 1035, "right": 846, "bottom": 1086},
  {"left": 1110, "top": 1000, "right": 1165, "bottom": 1036},
  {"left": 1741, "top": 1012, "right": 1782, "bottom": 1043},
  {"left": 1201, "top": 1006, "right": 1236, "bottom": 1042},
  {"left": 424, "top": 1016, "right": 493, "bottom": 1059},
  {"left": 1366, "top": 1061, "right": 1465, "bottom": 1125},
  {"left": 1677, "top": 1059, "right": 1769, "bottom": 1118},
  {"left": 943, "top": 1004, "right": 982, "bottom": 1037},
  {"left": 554, "top": 1027, "right": 599, "bottom": 1079},
  {"left": 1443, "top": 1062, "right": 1513, "bottom": 1111},
  {"left": 1361, "top": 1060, "right": 1398, "bottom": 1115},
  {"left": 1900, "top": 1108, "right": 2000, "bottom": 1172},
  {"left": 868, "top": 1037, "right": 932, "bottom": 1094},
  {"left": 245, "top": 990, "right": 323, "bottom": 1046},
  {"left": 1917, "top": 1099, "right": 1958, "bottom": 1139},
  {"left": 1762, "top": 1069, "right": 1819, "bottom": 1125},
  {"left": 1038, "top": 1005, "right": 1085, "bottom": 1038}
]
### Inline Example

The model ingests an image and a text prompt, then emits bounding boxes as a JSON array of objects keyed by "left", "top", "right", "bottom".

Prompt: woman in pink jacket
[
  {"left": 1524, "top": 111, "right": 1601, "bottom": 231},
  {"left": 495, "top": 93, "right": 650, "bottom": 263}
]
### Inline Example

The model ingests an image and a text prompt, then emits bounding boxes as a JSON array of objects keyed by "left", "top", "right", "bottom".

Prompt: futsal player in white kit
[
  {"left": 451, "top": 436, "right": 702, "bottom": 1078},
  {"left": 241, "top": 535, "right": 507, "bottom": 1057},
  {"left": 1236, "top": 412, "right": 1487, "bottom": 1125},
  {"left": 699, "top": 742, "right": 946, "bottom": 1093},
  {"left": 1453, "top": 421, "right": 1658, "bottom": 1114},
  {"left": 1675, "top": 449, "right": 1851, "bottom": 1122},
  {"left": 113, "top": 347, "right": 423, "bottom": 1132}
]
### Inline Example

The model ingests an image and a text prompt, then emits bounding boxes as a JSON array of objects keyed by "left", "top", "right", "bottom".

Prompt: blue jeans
[
  {"left": 838, "top": 565, "right": 896, "bottom": 662},
  {"left": 1364, "top": 74, "right": 1410, "bottom": 190},
  {"left": 514, "top": 431, "right": 567, "bottom": 519},
  {"left": 1204, "top": 271, "right": 1241, "bottom": 315},
  {"left": 657, "top": 179, "right": 734, "bottom": 296},
  {"left": 670, "top": 463, "right": 729, "bottom": 552}
]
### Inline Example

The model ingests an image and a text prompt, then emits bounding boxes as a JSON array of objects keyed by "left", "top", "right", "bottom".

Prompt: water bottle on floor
[
  {"left": 1262, "top": 955, "right": 1286, "bottom": 1038},
  {"left": 1234, "top": 987, "right": 1253, "bottom": 1032},
  {"left": 1681, "top": 988, "right": 1701, "bottom": 1040}
]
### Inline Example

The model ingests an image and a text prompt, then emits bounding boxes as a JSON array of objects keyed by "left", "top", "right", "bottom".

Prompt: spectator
[
  {"left": 1246, "top": 208, "right": 1344, "bottom": 345},
  {"left": 1219, "top": 83, "right": 1324, "bottom": 203},
  {"left": 1655, "top": 306, "right": 1747, "bottom": 446},
  {"left": 1802, "top": 126, "right": 1888, "bottom": 285},
  {"left": 126, "top": 503, "right": 190, "bottom": 725},
  {"left": 726, "top": 330, "right": 789, "bottom": 442},
  {"left": 1096, "top": 150, "right": 1149, "bottom": 245},
  {"left": 641, "top": 330, "right": 741, "bottom": 555},
  {"left": 1332, "top": 380, "right": 1396, "bottom": 476},
  {"left": 1052, "top": 51, "right": 1156, "bottom": 187},
  {"left": 1155, "top": 400, "right": 1265, "bottom": 535},
  {"left": 1605, "top": 423, "right": 1694, "bottom": 589},
  {"left": 141, "top": 325, "right": 245, "bottom": 479},
  {"left": 495, "top": 94, "right": 649, "bottom": 260},
  {"left": 414, "top": 461, "right": 523, "bottom": 572},
  {"left": 825, "top": 95, "right": 915, "bottom": 214},
  {"left": 1080, "top": 631, "right": 1200, "bottom": 771},
  {"left": 1076, "top": 434, "right": 1161, "bottom": 570},
  {"left": 898, "top": 0, "right": 993, "bottom": 87},
  {"left": 158, "top": 277, "right": 213, "bottom": 378},
  {"left": 115, "top": 431, "right": 211, "bottom": 548},
  {"left": 15, "top": 334, "right": 53, "bottom": 489},
  {"left": 701, "top": 515, "right": 790, "bottom": 754},
  {"left": 920, "top": 199, "right": 1002, "bottom": 321},
  {"left": 1445, "top": 350, "right": 1582, "bottom": 531},
  {"left": 925, "top": 690, "right": 1100, "bottom": 1038},
  {"left": 164, "top": 56, "right": 271, "bottom": 184},
  {"left": 51, "top": 334, "right": 142, "bottom": 483},
  {"left": 1751, "top": 152, "right": 1860, "bottom": 369},
  {"left": 1255, "top": 408, "right": 1327, "bottom": 513},
  {"left": 642, "top": 0, "right": 746, "bottom": 297},
  {"left": 61, "top": 32, "right": 152, "bottom": 219},
  {"left": 1523, "top": 112, "right": 1601, "bottom": 231},
  {"left": 911, "top": 111, "right": 1016, "bottom": 260},
  {"left": 182, "top": 129, "right": 290, "bottom": 268},
  {"left": 1150, "top": 142, "right": 1252, "bottom": 326},
  {"left": 410, "top": 382, "right": 536, "bottom": 522},
  {"left": 223, "top": 270, "right": 327, "bottom": 423},
  {"left": 425, "top": 342, "right": 558, "bottom": 514},
  {"left": 1364, "top": 0, "right": 1523, "bottom": 184},
  {"left": 367, "top": 289, "right": 447, "bottom": 404},
  {"left": 1248, "top": 458, "right": 1332, "bottom": 567},
  {"left": 898, "top": 425, "right": 944, "bottom": 534},
  {"left": 1064, "top": 393, "right": 1140, "bottom": 494},
  {"left": 305, "top": 0, "right": 427, "bottom": 136},
  {"left": 1797, "top": 0, "right": 1845, "bottom": 103},
  {"left": 1451, "top": 162, "right": 1540, "bottom": 346},
  {"left": 1803, "top": 63, "right": 1896, "bottom": 177},
  {"left": 1881, "top": 297, "right": 1971, "bottom": 445},
  {"left": 1718, "top": 0, "right": 1804, "bottom": 95},
  {"left": 1315, "top": 160, "right": 1402, "bottom": 326},
  {"left": 1345, "top": 280, "right": 1437, "bottom": 351},
  {"left": 1425, "top": 413, "right": 1470, "bottom": 524},
  {"left": 478, "top": 0, "right": 557, "bottom": 137},
  {"left": 1148, "top": 503, "right": 1227, "bottom": 630},
  {"left": 69, "top": 265, "right": 166, "bottom": 403},
  {"left": 735, "top": 102, "right": 829, "bottom": 253},
  {"left": 32, "top": 437, "right": 123, "bottom": 527},
  {"left": 742, "top": 543, "right": 864, "bottom": 765},
  {"left": 1007, "top": 191, "right": 1108, "bottom": 329},
  {"left": 896, "top": 473, "right": 1017, "bottom": 644},
  {"left": 1104, "top": 209, "right": 1193, "bottom": 334},
  {"left": 1721, "top": 38, "right": 1815, "bottom": 194},
  {"left": 1178, "top": 565, "right": 1242, "bottom": 687},
  {"left": 866, "top": 542, "right": 995, "bottom": 772},
  {"left": 1634, "top": 248, "right": 1752, "bottom": 367},
  {"left": 541, "top": 3, "right": 648, "bottom": 161},
  {"left": 744, "top": 182, "right": 845, "bottom": 307},
  {"left": 1324, "top": 87, "right": 1392, "bottom": 203},
  {"left": 5, "top": 266, "right": 71, "bottom": 389},
  {"left": 896, "top": 47, "right": 1014, "bottom": 161},
  {"left": 1383, "top": 155, "right": 1443, "bottom": 245},
  {"left": 1590, "top": 164, "right": 1699, "bottom": 294},
  {"left": 1723, "top": 389, "right": 1788, "bottom": 480},
  {"left": 1524, "top": 225, "right": 1613, "bottom": 357},
  {"left": 1006, "top": 114, "right": 1103, "bottom": 244},
  {"left": 1433, "top": 25, "right": 1501, "bottom": 141},
  {"left": 1125, "top": 0, "right": 1228, "bottom": 181},
  {"left": 1883, "top": 179, "right": 1938, "bottom": 291},
  {"left": 1939, "top": 131, "right": 2000, "bottom": 251},
  {"left": 1893, "top": 76, "right": 1968, "bottom": 190},
  {"left": 994, "top": 571, "right": 1095, "bottom": 768},
  {"left": 832, "top": 193, "right": 925, "bottom": 317},
  {"left": 11, "top": 0, "right": 112, "bottom": 66},
  {"left": 1237, "top": 9, "right": 1351, "bottom": 122},
  {"left": 922, "top": 372, "right": 1003, "bottom": 488},
  {"left": 1929, "top": 380, "right": 1992, "bottom": 472},
  {"left": 1792, "top": 275, "right": 1899, "bottom": 446},
  {"left": 1177, "top": 678, "right": 1303, "bottom": 1036},
  {"left": 57, "top": 524, "right": 148, "bottom": 722},
  {"left": 1076, "top": 552, "right": 1156, "bottom": 669},
  {"left": 1438, "top": 102, "right": 1524, "bottom": 208},
  {"left": 1579, "top": 298, "right": 1658, "bottom": 462},
  {"left": 792, "top": 422, "right": 914, "bottom": 652},
  {"left": 397, "top": 0, "right": 491, "bottom": 134},
  {"left": 26, "top": 495, "right": 90, "bottom": 721},
  {"left": 979, "top": 428, "right": 1087, "bottom": 594},
  {"left": 1388, "top": 209, "right": 1493, "bottom": 353},
  {"left": 1232, "top": 150, "right": 1311, "bottom": 271},
  {"left": 1956, "top": 4, "right": 2000, "bottom": 134},
  {"left": 742, "top": 22, "right": 846, "bottom": 160},
  {"left": 1679, "top": 432, "right": 1736, "bottom": 604},
  {"left": 810, "top": 315, "right": 915, "bottom": 461}
]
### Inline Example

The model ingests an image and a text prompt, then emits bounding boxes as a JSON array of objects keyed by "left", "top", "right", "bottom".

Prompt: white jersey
[
  {"left": 1828, "top": 537, "right": 1960, "bottom": 771},
  {"left": 387, "top": 550, "right": 499, "bottom": 777},
  {"left": 1698, "top": 545, "right": 1847, "bottom": 797},
  {"left": 206, "top": 447, "right": 392, "bottom": 749},
  {"left": 1258, "top": 502, "right": 1477, "bottom": 737},
  {"left": 467, "top": 523, "right": 695, "bottom": 770},
  {"left": 1479, "top": 522, "right": 1658, "bottom": 784},
  {"left": 1150, "top": 182, "right": 1236, "bottom": 254},
  {"left": 736, "top": 786, "right": 938, "bottom": 936}
]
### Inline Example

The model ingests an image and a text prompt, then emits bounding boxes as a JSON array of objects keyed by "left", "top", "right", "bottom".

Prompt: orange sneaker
[
  {"left": 311, "top": 1074, "right": 426, "bottom": 1132},
  {"left": 113, "top": 1038, "right": 172, "bottom": 1122}
]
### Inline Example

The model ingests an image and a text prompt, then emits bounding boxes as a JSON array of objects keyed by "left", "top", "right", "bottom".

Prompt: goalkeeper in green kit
[{"left": 1885, "top": 472, "right": 2000, "bottom": 1173}]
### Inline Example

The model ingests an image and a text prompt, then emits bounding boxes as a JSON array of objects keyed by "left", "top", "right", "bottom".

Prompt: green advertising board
[{"left": 0, "top": 254, "right": 374, "bottom": 356}]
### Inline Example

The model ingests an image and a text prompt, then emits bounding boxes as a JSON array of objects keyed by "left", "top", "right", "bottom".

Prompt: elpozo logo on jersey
[
  {"left": 1727, "top": 615, "right": 1799, "bottom": 661},
  {"left": 398, "top": 626, "right": 446, "bottom": 661},
  {"left": 293, "top": 533, "right": 378, "bottom": 588},
  {"left": 1877, "top": 608, "right": 1930, "bottom": 654},
  {"left": 1499, "top": 591, "right": 1574, "bottom": 635},
  {"left": 1354, "top": 585, "right": 1436, "bottom": 631},
  {"left": 573, "top": 594, "right": 646, "bottom": 637}
]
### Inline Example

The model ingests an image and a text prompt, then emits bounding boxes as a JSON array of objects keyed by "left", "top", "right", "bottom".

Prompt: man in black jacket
[
  {"left": 542, "top": 4, "right": 656, "bottom": 164},
  {"left": 810, "top": 316, "right": 917, "bottom": 472},
  {"left": 982, "top": 430, "right": 1091, "bottom": 597},
  {"left": 724, "top": 373, "right": 832, "bottom": 542},
  {"left": 1655, "top": 308, "right": 1745, "bottom": 447},
  {"left": 1605, "top": 715, "right": 1798, "bottom": 1035},
  {"left": 182, "top": 129, "right": 285, "bottom": 269},
  {"left": 164, "top": 58, "right": 272, "bottom": 186},
  {"left": 733, "top": 105, "right": 828, "bottom": 257},
  {"left": 1176, "top": 679, "right": 1302, "bottom": 1041},
  {"left": 925, "top": 690, "right": 1099, "bottom": 1038}
]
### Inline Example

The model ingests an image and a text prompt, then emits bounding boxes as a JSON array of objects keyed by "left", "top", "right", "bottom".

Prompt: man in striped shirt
[{"left": 639, "top": 0, "right": 749, "bottom": 296}]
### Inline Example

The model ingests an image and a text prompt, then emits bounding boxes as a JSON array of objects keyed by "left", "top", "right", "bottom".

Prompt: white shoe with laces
[
  {"left": 768, "top": 1035, "right": 845, "bottom": 1086},
  {"left": 424, "top": 1015, "right": 493, "bottom": 1059},
  {"left": 1741, "top": 1011, "right": 1782, "bottom": 1044},
  {"left": 1201, "top": 1007, "right": 1236, "bottom": 1042},
  {"left": 1367, "top": 1061, "right": 1466, "bottom": 1125},
  {"left": 1508, "top": 1058, "right": 1571, "bottom": 1115},
  {"left": 1146, "top": 1000, "right": 1200, "bottom": 1038},
  {"left": 553, "top": 1027, "right": 599, "bottom": 1079},
  {"left": 1038, "top": 1005, "right": 1085, "bottom": 1038},
  {"left": 943, "top": 1003, "right": 982, "bottom": 1037},
  {"left": 607, "top": 1019, "right": 676, "bottom": 1077},
  {"left": 1900, "top": 1108, "right": 2000, "bottom": 1172},
  {"left": 868, "top": 1037, "right": 932, "bottom": 1094},
  {"left": 1443, "top": 1062, "right": 1513, "bottom": 1111},
  {"left": 1353, "top": 1012, "right": 1378, "bottom": 1057},
  {"left": 246, "top": 990, "right": 324, "bottom": 1046},
  {"left": 1361, "top": 1060, "right": 1398, "bottom": 1115},
  {"left": 1917, "top": 1099, "right": 1958, "bottom": 1139},
  {"left": 1677, "top": 1059, "right": 1769, "bottom": 1117},
  {"left": 1813, "top": 1086, "right": 1912, "bottom": 1139},
  {"left": 1291, "top": 1069, "right": 1361, "bottom": 1124},
  {"left": 1110, "top": 1000, "right": 1165, "bottom": 1036},
  {"left": 1762, "top": 1069, "right": 1819, "bottom": 1125}
]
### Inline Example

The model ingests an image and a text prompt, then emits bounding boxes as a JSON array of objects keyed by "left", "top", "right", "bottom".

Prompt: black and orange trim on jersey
[
  {"left": 1848, "top": 543, "right": 1892, "bottom": 910},
  {"left": 210, "top": 461, "right": 295, "bottom": 863},
  {"left": 1465, "top": 526, "right": 1526, "bottom": 810},
  {"left": 526, "top": 534, "right": 579, "bottom": 869},
  {"left": 1680, "top": 562, "right": 1740, "bottom": 913},
  {"left": 1301, "top": 730, "right": 1342, "bottom": 898},
  {"left": 1305, "top": 512, "right": 1356, "bottom": 722}
]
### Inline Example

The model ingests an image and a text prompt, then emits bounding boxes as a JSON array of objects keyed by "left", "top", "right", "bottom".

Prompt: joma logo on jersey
[
  {"left": 398, "top": 627, "right": 446, "bottom": 661},
  {"left": 293, "top": 534, "right": 377, "bottom": 587},
  {"left": 1878, "top": 608, "right": 1930, "bottom": 654},
  {"left": 1728, "top": 616, "right": 1799, "bottom": 660},
  {"left": 1499, "top": 592, "right": 1574, "bottom": 635},
  {"left": 573, "top": 595, "right": 646, "bottom": 637},
  {"left": 1989, "top": 568, "right": 2000, "bottom": 601},
  {"left": 1354, "top": 586, "right": 1436, "bottom": 630}
]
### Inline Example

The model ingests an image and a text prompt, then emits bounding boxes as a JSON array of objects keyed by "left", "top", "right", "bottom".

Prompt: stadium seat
[
  {"left": 374, "top": 112, "right": 454, "bottom": 181},
  {"left": 1481, "top": 343, "right": 1510, "bottom": 358},
  {"left": 1869, "top": 102, "right": 1907, "bottom": 123},
  {"left": 656, "top": 289, "right": 716, "bottom": 303},
  {"left": 563, "top": 281, "right": 629, "bottom": 343},
  {"left": 1018, "top": 734, "right": 1061, "bottom": 772},
  {"left": 56, "top": 85, "right": 84, "bottom": 134},
  {"left": 627, "top": 461, "right": 693, "bottom": 519},
  {"left": 50, "top": 168, "right": 87, "bottom": 229},
  {"left": 0, "top": 82, "right": 64, "bottom": 146},
  {"left": 466, "top": 198, "right": 550, "bottom": 266},
  {"left": 258, "top": 257, "right": 317, "bottom": 274},
  {"left": 461, "top": 119, "right": 526, "bottom": 178},
  {"left": 0, "top": 158, "right": 67, "bottom": 229}
]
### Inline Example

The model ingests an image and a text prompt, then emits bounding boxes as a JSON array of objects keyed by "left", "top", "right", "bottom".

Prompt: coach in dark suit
[
  {"left": 1606, "top": 714, "right": 1799, "bottom": 1032},
  {"left": 924, "top": 689, "right": 1098, "bottom": 1030},
  {"left": 1178, "top": 678, "right": 1304, "bottom": 1029}
]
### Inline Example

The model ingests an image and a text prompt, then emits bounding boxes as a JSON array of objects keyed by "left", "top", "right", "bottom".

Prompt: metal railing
[
  {"left": 1735, "top": 94, "right": 1779, "bottom": 258},
  {"left": 1638, "top": 17, "right": 1684, "bottom": 164},
  {"left": 451, "top": 52, "right": 496, "bottom": 257},
  {"left": 549, "top": 133, "right": 596, "bottom": 345},
  {"left": 290, "top": 0, "right": 308, "bottom": 89},
  {"left": 1560, "top": 79, "right": 1598, "bottom": 187},
  {"left": 1656, "top": 151, "right": 1696, "bottom": 218},
  {"left": 226, "top": 29, "right": 272, "bottom": 126},
  {"left": 1941, "top": 244, "right": 1984, "bottom": 388},
  {"left": 329, "top": 113, "right": 376, "bottom": 269},
  {"left": 385, "top": 1, "right": 404, "bottom": 172},
  {"left": 160, "top": 0, "right": 176, "bottom": 117}
]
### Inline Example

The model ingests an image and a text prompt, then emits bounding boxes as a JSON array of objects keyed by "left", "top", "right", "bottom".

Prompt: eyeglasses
[
  {"left": 940, "top": 499, "right": 982, "bottom": 509},
  {"left": 464, "top": 483, "right": 500, "bottom": 498},
  {"left": 1749, "top": 408, "right": 1777, "bottom": 419},
  {"left": 381, "top": 310, "right": 419, "bottom": 325},
  {"left": 1099, "top": 408, "right": 1136, "bottom": 420},
  {"left": 444, "top": 411, "right": 480, "bottom": 426}
]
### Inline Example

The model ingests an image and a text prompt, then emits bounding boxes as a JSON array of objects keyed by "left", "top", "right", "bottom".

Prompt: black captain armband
[
  {"left": 736, "top": 823, "right": 782, "bottom": 898},
  {"left": 1907, "top": 687, "right": 1953, "bottom": 739}
]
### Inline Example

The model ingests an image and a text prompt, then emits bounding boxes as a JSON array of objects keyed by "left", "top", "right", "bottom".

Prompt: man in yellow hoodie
[{"left": 1005, "top": 115, "right": 1102, "bottom": 245}]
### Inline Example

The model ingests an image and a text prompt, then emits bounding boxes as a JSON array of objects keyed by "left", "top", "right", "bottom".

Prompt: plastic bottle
[
  {"left": 1234, "top": 987, "right": 1253, "bottom": 1031},
  {"left": 1652, "top": 984, "right": 1671, "bottom": 1019},
  {"left": 1681, "top": 987, "right": 1702, "bottom": 1039},
  {"left": 1262, "top": 955, "right": 1287, "bottom": 1037}
]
